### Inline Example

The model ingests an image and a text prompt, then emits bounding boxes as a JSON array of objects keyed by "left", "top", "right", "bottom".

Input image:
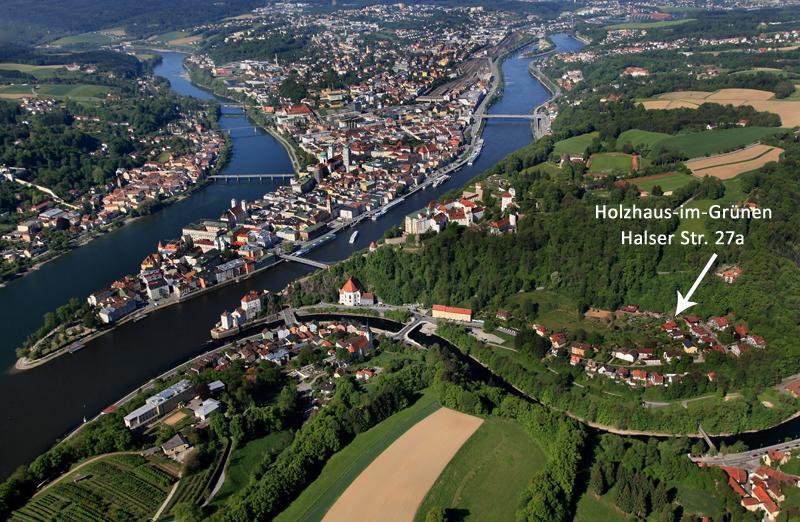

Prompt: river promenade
[{"left": 0, "top": 35, "right": 581, "bottom": 481}]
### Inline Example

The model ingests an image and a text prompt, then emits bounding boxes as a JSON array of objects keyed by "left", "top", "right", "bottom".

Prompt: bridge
[
  {"left": 690, "top": 437, "right": 800, "bottom": 471},
  {"left": 210, "top": 173, "right": 295, "bottom": 181},
  {"left": 392, "top": 315, "right": 430, "bottom": 341},
  {"left": 480, "top": 114, "right": 534, "bottom": 120},
  {"left": 278, "top": 254, "right": 330, "bottom": 269}
]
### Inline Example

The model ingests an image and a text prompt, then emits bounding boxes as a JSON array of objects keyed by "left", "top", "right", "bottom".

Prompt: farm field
[
  {"left": 213, "top": 430, "right": 293, "bottom": 504},
  {"left": 650, "top": 127, "right": 782, "bottom": 159},
  {"left": 415, "top": 417, "right": 547, "bottom": 522},
  {"left": 685, "top": 144, "right": 784, "bottom": 179},
  {"left": 51, "top": 31, "right": 115, "bottom": 47},
  {"left": 617, "top": 129, "right": 671, "bottom": 150},
  {"left": 0, "top": 85, "right": 34, "bottom": 98},
  {"left": 275, "top": 390, "right": 440, "bottom": 522},
  {"left": 642, "top": 88, "right": 800, "bottom": 126},
  {"left": 607, "top": 18, "right": 695, "bottom": 30},
  {"left": 323, "top": 408, "right": 483, "bottom": 522},
  {"left": 0, "top": 83, "right": 109, "bottom": 101},
  {"left": 588, "top": 152, "right": 635, "bottom": 174},
  {"left": 628, "top": 172, "right": 694, "bottom": 193},
  {"left": 11, "top": 453, "right": 176, "bottom": 522},
  {"left": 554, "top": 131, "right": 598, "bottom": 156},
  {"left": 0, "top": 63, "right": 66, "bottom": 79}
]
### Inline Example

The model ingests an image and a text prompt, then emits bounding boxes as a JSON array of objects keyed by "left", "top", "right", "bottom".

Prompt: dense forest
[{"left": 0, "top": 0, "right": 267, "bottom": 44}]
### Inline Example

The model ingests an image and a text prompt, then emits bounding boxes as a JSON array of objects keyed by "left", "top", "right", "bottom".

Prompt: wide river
[{"left": 0, "top": 35, "right": 590, "bottom": 479}]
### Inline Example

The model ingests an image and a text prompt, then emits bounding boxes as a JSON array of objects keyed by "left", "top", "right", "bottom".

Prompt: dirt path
[{"left": 323, "top": 408, "right": 483, "bottom": 522}]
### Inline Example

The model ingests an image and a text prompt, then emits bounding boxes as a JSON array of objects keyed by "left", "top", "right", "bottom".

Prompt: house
[
  {"left": 570, "top": 342, "right": 591, "bottom": 357},
  {"left": 193, "top": 398, "right": 221, "bottom": 421},
  {"left": 721, "top": 267, "right": 743, "bottom": 283},
  {"left": 632, "top": 369, "right": 648, "bottom": 382},
  {"left": 339, "top": 276, "right": 363, "bottom": 306},
  {"left": 612, "top": 349, "right": 637, "bottom": 363},
  {"left": 533, "top": 324, "right": 547, "bottom": 337},
  {"left": 432, "top": 304, "right": 472, "bottom": 322},
  {"left": 623, "top": 66, "right": 650, "bottom": 77},
  {"left": 549, "top": 333, "right": 567, "bottom": 350},
  {"left": 708, "top": 317, "right": 729, "bottom": 331},
  {"left": 356, "top": 368, "right": 375, "bottom": 380},
  {"left": 496, "top": 309, "right": 510, "bottom": 321},
  {"left": 161, "top": 433, "right": 191, "bottom": 460}
]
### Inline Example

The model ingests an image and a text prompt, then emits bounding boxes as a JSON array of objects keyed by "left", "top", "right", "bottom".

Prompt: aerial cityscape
[{"left": 2, "top": 0, "right": 800, "bottom": 520}]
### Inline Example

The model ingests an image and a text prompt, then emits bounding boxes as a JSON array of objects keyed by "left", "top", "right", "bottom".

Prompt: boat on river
[{"left": 349, "top": 231, "right": 359, "bottom": 244}]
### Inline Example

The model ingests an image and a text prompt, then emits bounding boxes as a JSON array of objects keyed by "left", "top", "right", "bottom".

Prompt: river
[{"left": 0, "top": 34, "right": 584, "bottom": 479}]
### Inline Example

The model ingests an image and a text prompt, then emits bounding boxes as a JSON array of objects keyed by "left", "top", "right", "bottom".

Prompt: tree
[
  {"left": 425, "top": 506, "right": 447, "bottom": 522},
  {"left": 172, "top": 501, "right": 204, "bottom": 522},
  {"left": 651, "top": 185, "right": 664, "bottom": 197},
  {"left": 590, "top": 463, "right": 606, "bottom": 495}
]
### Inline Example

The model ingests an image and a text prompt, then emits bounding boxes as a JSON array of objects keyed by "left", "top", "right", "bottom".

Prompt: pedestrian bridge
[{"left": 278, "top": 254, "right": 330, "bottom": 269}]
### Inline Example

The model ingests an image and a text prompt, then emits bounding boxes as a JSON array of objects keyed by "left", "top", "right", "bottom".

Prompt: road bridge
[
  {"left": 278, "top": 254, "right": 330, "bottom": 269},
  {"left": 210, "top": 173, "right": 295, "bottom": 181},
  {"left": 690, "top": 437, "right": 800, "bottom": 471},
  {"left": 480, "top": 114, "right": 534, "bottom": 120}
]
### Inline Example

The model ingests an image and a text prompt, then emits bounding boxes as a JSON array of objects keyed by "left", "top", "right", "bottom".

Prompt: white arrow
[{"left": 675, "top": 253, "right": 718, "bottom": 316}]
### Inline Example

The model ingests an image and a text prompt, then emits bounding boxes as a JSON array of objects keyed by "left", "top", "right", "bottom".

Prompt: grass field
[
  {"left": 213, "top": 430, "right": 293, "bottom": 504},
  {"left": 674, "top": 481, "right": 724, "bottom": 518},
  {"left": 0, "top": 83, "right": 109, "bottom": 101},
  {"left": 676, "top": 177, "right": 745, "bottom": 236},
  {"left": 554, "top": 131, "right": 598, "bottom": 156},
  {"left": 51, "top": 31, "right": 115, "bottom": 47},
  {"left": 617, "top": 129, "right": 671, "bottom": 149},
  {"left": 607, "top": 19, "right": 695, "bottom": 30},
  {"left": 588, "top": 152, "right": 634, "bottom": 174},
  {"left": 651, "top": 127, "right": 782, "bottom": 159},
  {"left": 506, "top": 290, "right": 606, "bottom": 334},
  {"left": 0, "top": 63, "right": 66, "bottom": 79},
  {"left": 574, "top": 488, "right": 633, "bottom": 522},
  {"left": 415, "top": 417, "right": 547, "bottom": 522},
  {"left": 12, "top": 454, "right": 176, "bottom": 522},
  {"left": 275, "top": 390, "right": 440, "bottom": 522},
  {"left": 629, "top": 172, "right": 694, "bottom": 193}
]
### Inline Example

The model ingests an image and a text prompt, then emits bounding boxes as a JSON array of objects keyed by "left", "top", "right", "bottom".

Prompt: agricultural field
[
  {"left": 212, "top": 430, "right": 293, "bottom": 504},
  {"left": 51, "top": 31, "right": 115, "bottom": 47},
  {"left": 617, "top": 129, "right": 670, "bottom": 150},
  {"left": 650, "top": 127, "right": 783, "bottom": 159},
  {"left": 587, "top": 152, "right": 635, "bottom": 174},
  {"left": 642, "top": 88, "right": 800, "bottom": 127},
  {"left": 0, "top": 83, "right": 110, "bottom": 101},
  {"left": 685, "top": 144, "right": 784, "bottom": 179},
  {"left": 628, "top": 172, "right": 694, "bottom": 194},
  {"left": 415, "top": 417, "right": 547, "bottom": 521},
  {"left": 275, "top": 390, "right": 440, "bottom": 522},
  {"left": 0, "top": 85, "right": 34, "bottom": 98},
  {"left": 0, "top": 63, "right": 67, "bottom": 79},
  {"left": 607, "top": 19, "right": 695, "bottom": 30},
  {"left": 553, "top": 131, "right": 598, "bottom": 156},
  {"left": 11, "top": 453, "right": 176, "bottom": 522},
  {"left": 323, "top": 408, "right": 483, "bottom": 521}
]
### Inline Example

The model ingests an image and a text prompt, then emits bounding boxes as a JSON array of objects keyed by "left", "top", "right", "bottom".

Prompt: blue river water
[{"left": 0, "top": 34, "right": 583, "bottom": 479}]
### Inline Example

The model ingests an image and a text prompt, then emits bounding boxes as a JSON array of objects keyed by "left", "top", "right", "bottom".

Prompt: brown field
[
  {"left": 642, "top": 88, "right": 800, "bottom": 126},
  {"left": 685, "top": 144, "right": 784, "bottom": 179},
  {"left": 163, "top": 410, "right": 187, "bottom": 426},
  {"left": 323, "top": 408, "right": 483, "bottom": 522},
  {"left": 170, "top": 35, "right": 202, "bottom": 46}
]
